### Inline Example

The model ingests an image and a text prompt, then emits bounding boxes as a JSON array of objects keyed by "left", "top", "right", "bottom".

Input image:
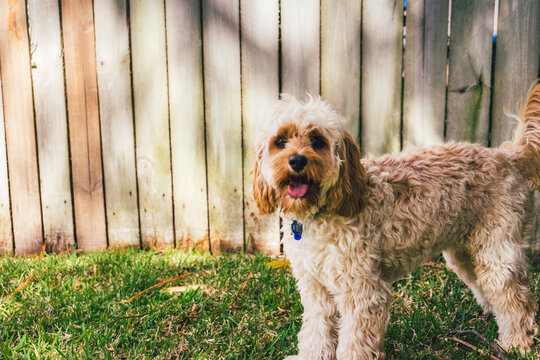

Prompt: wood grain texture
[
  {"left": 0, "top": 0, "right": 43, "bottom": 255},
  {"left": 491, "top": 0, "right": 540, "bottom": 146},
  {"left": 241, "top": 0, "right": 280, "bottom": 255},
  {"left": 0, "top": 74, "right": 13, "bottom": 254},
  {"left": 361, "top": 0, "right": 403, "bottom": 155},
  {"left": 281, "top": 0, "right": 320, "bottom": 97},
  {"left": 321, "top": 0, "right": 362, "bottom": 139},
  {"left": 61, "top": 0, "right": 107, "bottom": 251},
  {"left": 166, "top": 0, "right": 209, "bottom": 252},
  {"left": 94, "top": 0, "right": 140, "bottom": 248},
  {"left": 446, "top": 0, "right": 494, "bottom": 145},
  {"left": 202, "top": 0, "right": 244, "bottom": 253},
  {"left": 534, "top": 191, "right": 540, "bottom": 251},
  {"left": 403, "top": 0, "right": 450, "bottom": 149},
  {"left": 130, "top": 0, "right": 174, "bottom": 249},
  {"left": 28, "top": 0, "right": 75, "bottom": 252}
]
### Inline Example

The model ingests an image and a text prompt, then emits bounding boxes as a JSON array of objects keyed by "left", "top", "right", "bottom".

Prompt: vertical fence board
[
  {"left": 361, "top": 0, "right": 403, "bottom": 155},
  {"left": 0, "top": 75, "right": 13, "bottom": 254},
  {"left": 166, "top": 0, "right": 209, "bottom": 252},
  {"left": 534, "top": 191, "right": 540, "bottom": 251},
  {"left": 281, "top": 0, "right": 320, "bottom": 97},
  {"left": 446, "top": 0, "right": 494, "bottom": 145},
  {"left": 28, "top": 0, "right": 74, "bottom": 252},
  {"left": 203, "top": 0, "right": 244, "bottom": 253},
  {"left": 403, "top": 0, "right": 449, "bottom": 149},
  {"left": 94, "top": 0, "right": 140, "bottom": 248},
  {"left": 61, "top": 0, "right": 107, "bottom": 251},
  {"left": 130, "top": 0, "right": 174, "bottom": 249},
  {"left": 491, "top": 0, "right": 540, "bottom": 146},
  {"left": 321, "top": 0, "right": 361, "bottom": 138},
  {"left": 241, "top": 0, "right": 280, "bottom": 254},
  {"left": 0, "top": 0, "right": 43, "bottom": 255}
]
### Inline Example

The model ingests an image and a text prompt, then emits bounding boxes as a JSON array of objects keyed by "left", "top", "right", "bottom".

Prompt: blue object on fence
[{"left": 291, "top": 220, "right": 303, "bottom": 240}]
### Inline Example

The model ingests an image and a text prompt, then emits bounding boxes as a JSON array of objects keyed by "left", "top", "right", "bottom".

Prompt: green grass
[{"left": 0, "top": 249, "right": 538, "bottom": 359}]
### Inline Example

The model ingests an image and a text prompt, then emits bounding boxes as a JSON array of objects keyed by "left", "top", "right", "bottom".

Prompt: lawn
[{"left": 0, "top": 249, "right": 538, "bottom": 359}]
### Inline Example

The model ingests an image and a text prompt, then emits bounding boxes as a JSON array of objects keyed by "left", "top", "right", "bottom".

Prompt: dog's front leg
[
  {"left": 286, "top": 275, "right": 339, "bottom": 360},
  {"left": 334, "top": 280, "right": 392, "bottom": 360}
]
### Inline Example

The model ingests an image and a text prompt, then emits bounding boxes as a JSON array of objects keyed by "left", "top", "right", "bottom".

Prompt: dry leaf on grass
[
  {"left": 445, "top": 337, "right": 503, "bottom": 360},
  {"left": 162, "top": 284, "right": 206, "bottom": 294},
  {"left": 120, "top": 274, "right": 190, "bottom": 304},
  {"left": 447, "top": 330, "right": 508, "bottom": 360},
  {"left": 5, "top": 275, "right": 37, "bottom": 300}
]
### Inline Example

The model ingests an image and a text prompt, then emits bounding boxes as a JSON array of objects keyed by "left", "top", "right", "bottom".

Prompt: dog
[{"left": 253, "top": 82, "right": 540, "bottom": 359}]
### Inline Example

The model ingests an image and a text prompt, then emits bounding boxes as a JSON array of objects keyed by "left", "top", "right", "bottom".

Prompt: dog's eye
[
  {"left": 310, "top": 136, "right": 326, "bottom": 149},
  {"left": 274, "top": 137, "right": 287, "bottom": 149}
]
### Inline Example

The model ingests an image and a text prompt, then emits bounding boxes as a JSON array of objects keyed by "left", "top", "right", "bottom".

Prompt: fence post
[
  {"left": 131, "top": 0, "right": 175, "bottom": 249},
  {"left": 403, "top": 0, "right": 449, "bottom": 149},
  {"left": 321, "top": 0, "right": 362, "bottom": 139},
  {"left": 166, "top": 0, "right": 209, "bottom": 252},
  {"left": 360, "top": 0, "right": 403, "bottom": 155},
  {"left": 28, "top": 0, "right": 75, "bottom": 252},
  {"left": 203, "top": 0, "right": 244, "bottom": 253},
  {"left": 61, "top": 0, "right": 107, "bottom": 251},
  {"left": 94, "top": 0, "right": 140, "bottom": 248},
  {"left": 241, "top": 0, "right": 280, "bottom": 254},
  {"left": 0, "top": 0, "right": 43, "bottom": 255}
]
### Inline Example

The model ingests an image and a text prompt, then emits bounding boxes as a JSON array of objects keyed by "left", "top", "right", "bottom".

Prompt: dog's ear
[
  {"left": 253, "top": 150, "right": 277, "bottom": 214},
  {"left": 326, "top": 131, "right": 367, "bottom": 217}
]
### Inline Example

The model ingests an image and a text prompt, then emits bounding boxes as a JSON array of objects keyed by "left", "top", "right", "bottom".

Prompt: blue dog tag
[{"left": 291, "top": 220, "right": 303, "bottom": 240}]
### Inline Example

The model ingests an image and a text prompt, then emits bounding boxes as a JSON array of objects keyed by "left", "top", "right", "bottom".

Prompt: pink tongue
[{"left": 288, "top": 183, "right": 309, "bottom": 198}]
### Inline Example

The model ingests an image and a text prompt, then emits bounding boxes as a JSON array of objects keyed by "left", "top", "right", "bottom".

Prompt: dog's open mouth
[{"left": 287, "top": 177, "right": 310, "bottom": 198}]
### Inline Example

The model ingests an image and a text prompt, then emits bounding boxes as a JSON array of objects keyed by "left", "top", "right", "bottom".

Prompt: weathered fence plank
[
  {"left": 202, "top": 0, "right": 244, "bottom": 253},
  {"left": 241, "top": 0, "right": 280, "bottom": 254},
  {"left": 61, "top": 0, "right": 107, "bottom": 251},
  {"left": 94, "top": 0, "right": 140, "bottom": 248},
  {"left": 491, "top": 0, "right": 540, "bottom": 146},
  {"left": 446, "top": 0, "right": 494, "bottom": 145},
  {"left": 166, "top": 0, "right": 209, "bottom": 251},
  {"left": 130, "top": 0, "right": 175, "bottom": 249},
  {"left": 0, "top": 75, "right": 13, "bottom": 254},
  {"left": 535, "top": 192, "right": 540, "bottom": 252},
  {"left": 0, "top": 0, "right": 43, "bottom": 255},
  {"left": 321, "top": 0, "right": 361, "bottom": 139},
  {"left": 28, "top": 0, "right": 75, "bottom": 252},
  {"left": 403, "top": 0, "right": 450, "bottom": 149},
  {"left": 361, "top": 0, "right": 403, "bottom": 155},
  {"left": 281, "top": 0, "right": 320, "bottom": 97}
]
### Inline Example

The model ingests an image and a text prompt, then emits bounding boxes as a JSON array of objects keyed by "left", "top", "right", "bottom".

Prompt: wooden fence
[{"left": 0, "top": 0, "right": 539, "bottom": 255}]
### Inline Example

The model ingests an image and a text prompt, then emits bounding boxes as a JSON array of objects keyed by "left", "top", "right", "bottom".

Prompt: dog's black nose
[{"left": 289, "top": 155, "right": 307, "bottom": 172}]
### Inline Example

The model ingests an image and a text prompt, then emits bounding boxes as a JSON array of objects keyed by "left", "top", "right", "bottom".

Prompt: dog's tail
[{"left": 512, "top": 80, "right": 540, "bottom": 191}]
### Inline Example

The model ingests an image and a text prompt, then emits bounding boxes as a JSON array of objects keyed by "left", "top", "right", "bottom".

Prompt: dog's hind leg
[
  {"left": 471, "top": 231, "right": 538, "bottom": 353},
  {"left": 443, "top": 247, "right": 492, "bottom": 313}
]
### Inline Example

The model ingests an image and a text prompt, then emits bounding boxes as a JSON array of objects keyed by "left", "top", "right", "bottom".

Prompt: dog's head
[{"left": 253, "top": 95, "right": 367, "bottom": 219}]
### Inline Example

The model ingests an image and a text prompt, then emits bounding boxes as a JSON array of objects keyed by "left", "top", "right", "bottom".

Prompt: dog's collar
[{"left": 290, "top": 206, "right": 327, "bottom": 240}]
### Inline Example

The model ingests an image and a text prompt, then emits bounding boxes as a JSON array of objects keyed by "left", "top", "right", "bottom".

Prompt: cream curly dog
[{"left": 253, "top": 83, "right": 540, "bottom": 359}]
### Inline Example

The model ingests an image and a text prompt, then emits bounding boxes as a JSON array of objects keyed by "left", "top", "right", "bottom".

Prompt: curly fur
[{"left": 253, "top": 84, "right": 540, "bottom": 359}]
